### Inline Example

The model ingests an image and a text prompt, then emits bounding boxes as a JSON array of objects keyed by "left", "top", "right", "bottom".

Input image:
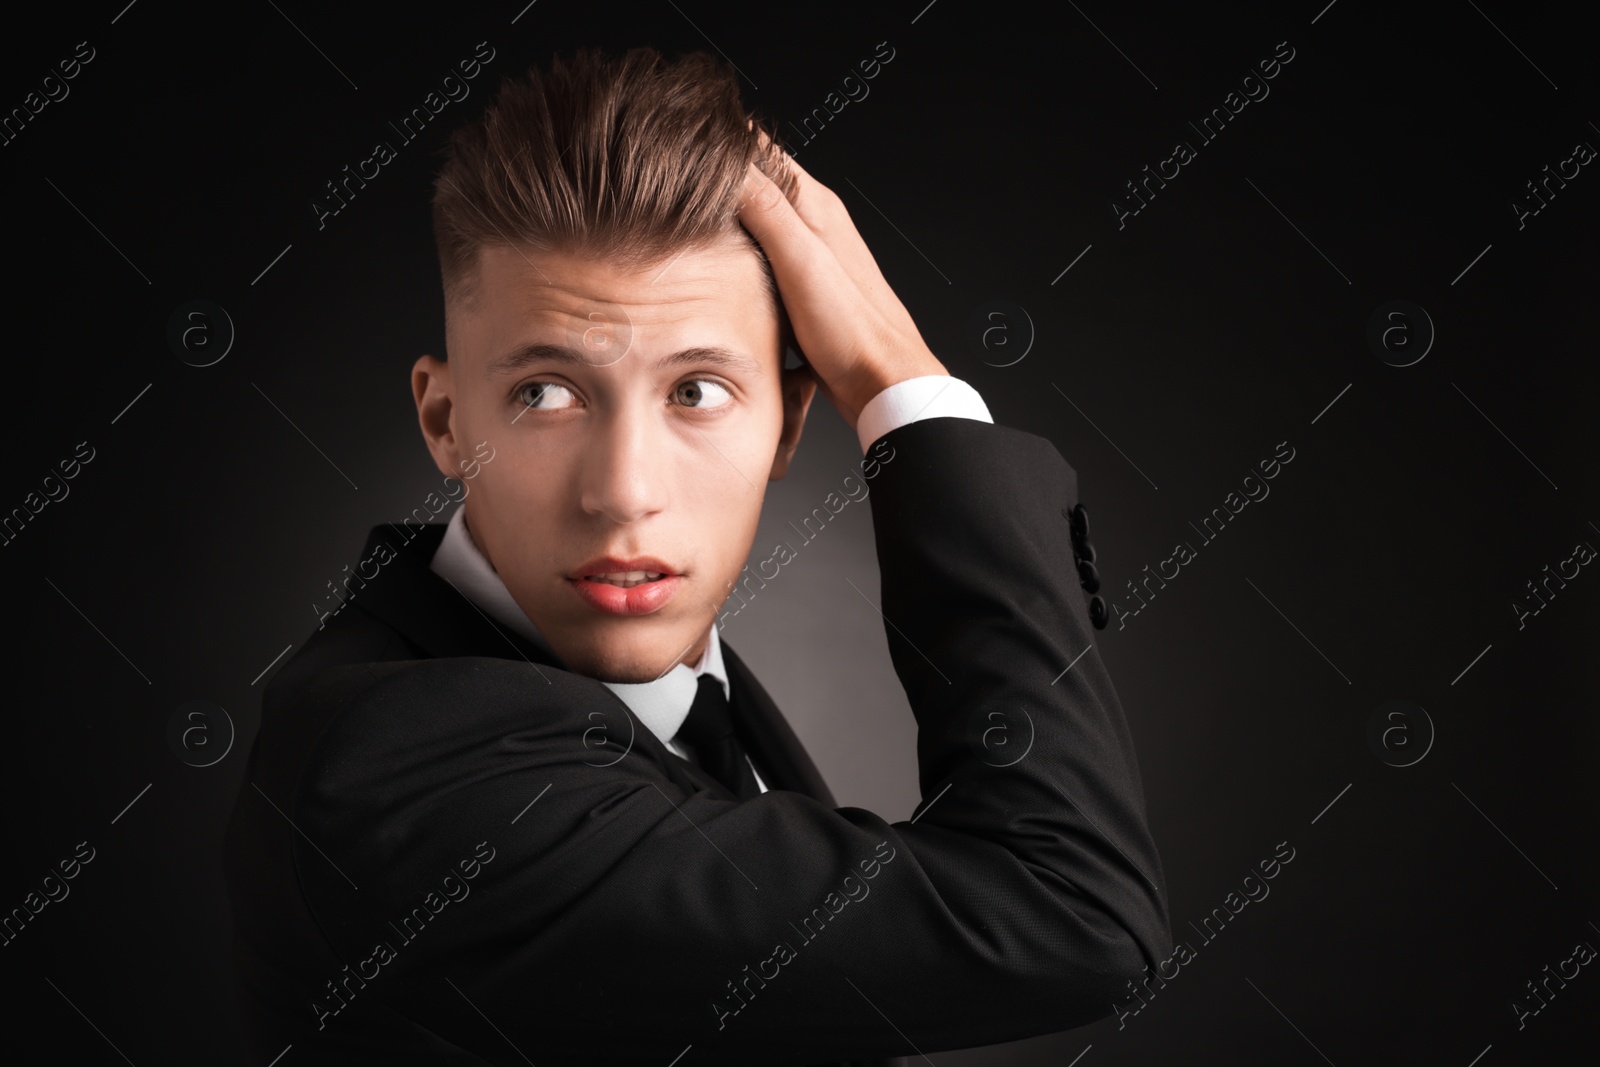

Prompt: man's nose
[{"left": 578, "top": 401, "right": 671, "bottom": 524}]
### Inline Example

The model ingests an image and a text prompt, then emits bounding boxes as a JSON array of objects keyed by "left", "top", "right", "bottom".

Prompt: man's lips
[
  {"left": 569, "top": 556, "right": 680, "bottom": 581},
  {"left": 567, "top": 556, "right": 683, "bottom": 616}
]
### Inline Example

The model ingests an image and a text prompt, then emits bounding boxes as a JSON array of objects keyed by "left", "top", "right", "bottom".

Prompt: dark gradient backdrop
[{"left": 2, "top": 1, "right": 1595, "bottom": 1064}]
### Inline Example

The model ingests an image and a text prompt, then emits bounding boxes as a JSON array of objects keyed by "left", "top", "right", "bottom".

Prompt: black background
[{"left": 2, "top": 1, "right": 1595, "bottom": 1063}]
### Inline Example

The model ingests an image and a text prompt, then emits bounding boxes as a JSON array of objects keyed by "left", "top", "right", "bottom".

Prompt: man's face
[{"left": 413, "top": 241, "right": 814, "bottom": 682}]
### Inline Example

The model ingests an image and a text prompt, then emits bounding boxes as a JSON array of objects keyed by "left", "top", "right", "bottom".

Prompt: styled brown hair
[{"left": 432, "top": 47, "right": 796, "bottom": 312}]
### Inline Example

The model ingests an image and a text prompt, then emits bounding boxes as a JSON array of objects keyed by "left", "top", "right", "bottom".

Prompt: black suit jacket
[{"left": 223, "top": 417, "right": 1173, "bottom": 1065}]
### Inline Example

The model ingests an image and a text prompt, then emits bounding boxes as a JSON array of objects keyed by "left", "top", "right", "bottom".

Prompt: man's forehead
[
  {"left": 449, "top": 240, "right": 778, "bottom": 369},
  {"left": 473, "top": 241, "right": 765, "bottom": 314}
]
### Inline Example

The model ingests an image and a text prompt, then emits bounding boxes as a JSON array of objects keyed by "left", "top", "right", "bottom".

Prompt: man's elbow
[
  {"left": 1120, "top": 882, "right": 1175, "bottom": 965},
  {"left": 1052, "top": 903, "right": 1176, "bottom": 1016},
  {"left": 1105, "top": 920, "right": 1173, "bottom": 989}
]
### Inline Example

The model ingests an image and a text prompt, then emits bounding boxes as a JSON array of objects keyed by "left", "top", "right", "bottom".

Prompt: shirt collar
[{"left": 427, "top": 505, "right": 728, "bottom": 749}]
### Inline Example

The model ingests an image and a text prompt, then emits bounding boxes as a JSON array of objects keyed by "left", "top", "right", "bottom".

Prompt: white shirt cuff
[{"left": 855, "top": 375, "right": 993, "bottom": 454}]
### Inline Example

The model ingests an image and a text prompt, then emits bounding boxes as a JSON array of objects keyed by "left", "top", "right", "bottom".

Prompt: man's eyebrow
[{"left": 485, "top": 342, "right": 761, "bottom": 376}]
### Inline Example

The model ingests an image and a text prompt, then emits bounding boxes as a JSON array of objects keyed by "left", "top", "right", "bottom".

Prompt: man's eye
[
  {"left": 673, "top": 379, "right": 732, "bottom": 410},
  {"left": 517, "top": 382, "right": 577, "bottom": 410}
]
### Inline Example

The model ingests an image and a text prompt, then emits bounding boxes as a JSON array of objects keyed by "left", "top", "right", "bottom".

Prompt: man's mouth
[
  {"left": 582, "top": 570, "right": 667, "bottom": 587},
  {"left": 567, "top": 556, "right": 683, "bottom": 616}
]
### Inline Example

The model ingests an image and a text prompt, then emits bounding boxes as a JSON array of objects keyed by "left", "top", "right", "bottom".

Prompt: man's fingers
[
  {"left": 737, "top": 163, "right": 851, "bottom": 314},
  {"left": 737, "top": 162, "right": 884, "bottom": 406},
  {"left": 741, "top": 161, "right": 786, "bottom": 213},
  {"left": 739, "top": 163, "right": 832, "bottom": 283},
  {"left": 736, "top": 137, "right": 944, "bottom": 427},
  {"left": 748, "top": 129, "right": 851, "bottom": 246},
  {"left": 770, "top": 150, "right": 909, "bottom": 331}
]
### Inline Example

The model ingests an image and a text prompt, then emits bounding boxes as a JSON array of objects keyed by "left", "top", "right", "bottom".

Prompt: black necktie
[{"left": 676, "top": 675, "right": 761, "bottom": 800}]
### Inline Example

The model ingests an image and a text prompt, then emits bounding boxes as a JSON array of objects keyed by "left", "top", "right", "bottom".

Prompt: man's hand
[{"left": 737, "top": 148, "right": 949, "bottom": 432}]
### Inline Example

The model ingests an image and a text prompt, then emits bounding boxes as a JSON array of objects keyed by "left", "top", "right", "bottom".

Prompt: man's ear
[
  {"left": 412, "top": 354, "right": 461, "bottom": 477},
  {"left": 770, "top": 362, "right": 817, "bottom": 481}
]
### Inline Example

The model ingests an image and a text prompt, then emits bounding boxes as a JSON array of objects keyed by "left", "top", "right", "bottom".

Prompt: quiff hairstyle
[{"left": 431, "top": 47, "right": 797, "bottom": 317}]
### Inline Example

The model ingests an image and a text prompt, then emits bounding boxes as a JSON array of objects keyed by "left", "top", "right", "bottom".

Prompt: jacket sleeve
[{"left": 291, "top": 416, "right": 1172, "bottom": 1065}]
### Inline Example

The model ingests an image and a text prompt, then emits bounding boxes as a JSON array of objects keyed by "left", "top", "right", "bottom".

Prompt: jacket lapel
[
  {"left": 350, "top": 523, "right": 560, "bottom": 665},
  {"left": 722, "top": 643, "right": 838, "bottom": 807}
]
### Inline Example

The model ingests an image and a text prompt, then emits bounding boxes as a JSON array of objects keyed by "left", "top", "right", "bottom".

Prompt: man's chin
[
  {"left": 550, "top": 625, "right": 708, "bottom": 684},
  {"left": 590, "top": 663, "right": 679, "bottom": 684}
]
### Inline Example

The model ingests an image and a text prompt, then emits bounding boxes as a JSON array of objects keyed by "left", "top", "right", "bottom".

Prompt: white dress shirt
[{"left": 428, "top": 374, "right": 993, "bottom": 795}]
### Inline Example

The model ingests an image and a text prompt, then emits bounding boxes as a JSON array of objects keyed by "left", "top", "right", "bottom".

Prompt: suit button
[
  {"left": 1077, "top": 559, "right": 1100, "bottom": 593},
  {"left": 1088, "top": 595, "right": 1108, "bottom": 629},
  {"left": 1074, "top": 538, "right": 1096, "bottom": 565},
  {"left": 1068, "top": 504, "right": 1089, "bottom": 542}
]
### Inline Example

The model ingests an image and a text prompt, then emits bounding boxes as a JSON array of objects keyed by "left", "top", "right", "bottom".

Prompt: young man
[{"left": 223, "top": 48, "right": 1171, "bottom": 1065}]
